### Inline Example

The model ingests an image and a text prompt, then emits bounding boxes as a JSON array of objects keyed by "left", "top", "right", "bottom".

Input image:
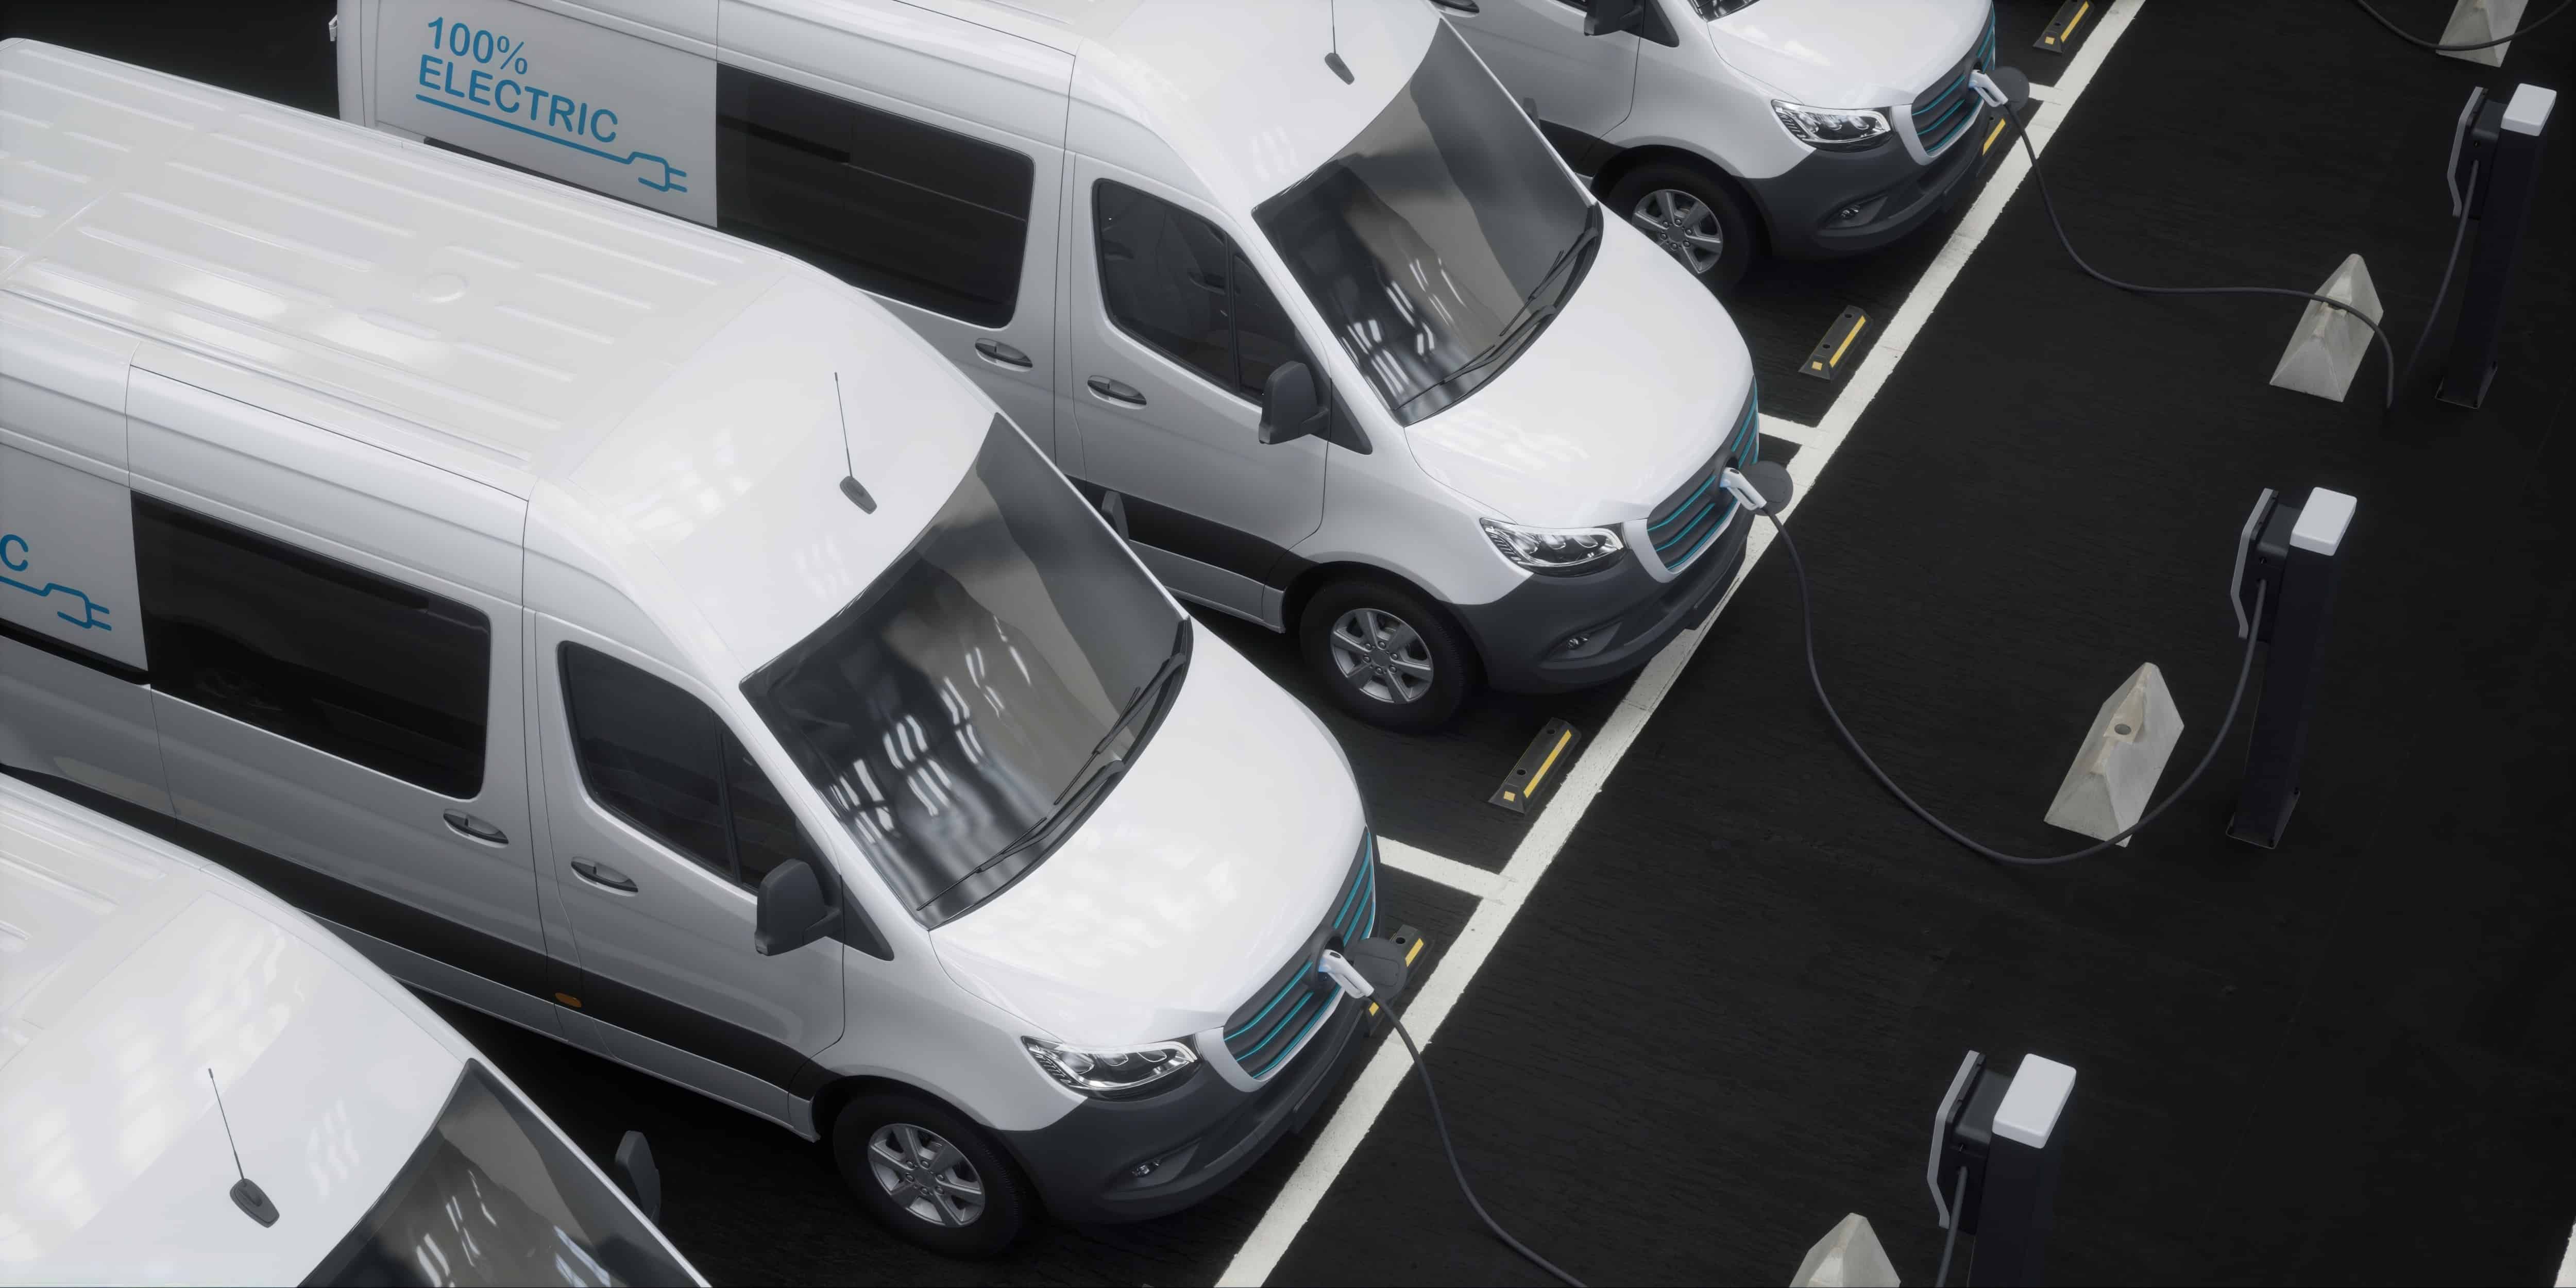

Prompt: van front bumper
[
  {"left": 997, "top": 935, "right": 1414, "bottom": 1225},
  {"left": 1748, "top": 102, "right": 2003, "bottom": 260},
  {"left": 1455, "top": 513, "right": 1751, "bottom": 695}
]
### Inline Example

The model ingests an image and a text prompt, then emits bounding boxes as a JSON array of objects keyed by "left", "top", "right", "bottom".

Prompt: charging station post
[
  {"left": 1930, "top": 1052, "right": 2078, "bottom": 1286},
  {"left": 2438, "top": 83, "right": 2554, "bottom": 409},
  {"left": 2227, "top": 487, "right": 2357, "bottom": 849}
]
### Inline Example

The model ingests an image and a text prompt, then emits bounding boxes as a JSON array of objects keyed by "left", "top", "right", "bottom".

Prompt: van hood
[
  {"left": 1402, "top": 217, "right": 1754, "bottom": 529},
  {"left": 928, "top": 632, "right": 1367, "bottom": 1047},
  {"left": 1706, "top": 0, "right": 1992, "bottom": 108},
  {"left": 0, "top": 885, "right": 464, "bottom": 1282}
]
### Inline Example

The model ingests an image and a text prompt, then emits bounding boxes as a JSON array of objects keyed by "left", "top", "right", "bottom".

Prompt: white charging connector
[
  {"left": 1969, "top": 69, "right": 2010, "bottom": 109},
  {"left": 1719, "top": 467, "right": 1770, "bottom": 515},
  {"left": 1317, "top": 948, "right": 1375, "bottom": 999}
]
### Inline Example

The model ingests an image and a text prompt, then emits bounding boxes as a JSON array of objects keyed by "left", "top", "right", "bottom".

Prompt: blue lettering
[
  {"left": 418, "top": 53, "right": 443, "bottom": 91},
  {"left": 495, "top": 79, "right": 520, "bottom": 114},
  {"left": 468, "top": 70, "right": 494, "bottom": 106},
  {"left": 443, "top": 58, "right": 463, "bottom": 97},
  {"left": 548, "top": 95, "right": 575, "bottom": 130},
  {"left": 519, "top": 82, "right": 547, "bottom": 115},
  {"left": 1, "top": 534, "right": 26, "bottom": 571},
  {"left": 590, "top": 108, "right": 617, "bottom": 143}
]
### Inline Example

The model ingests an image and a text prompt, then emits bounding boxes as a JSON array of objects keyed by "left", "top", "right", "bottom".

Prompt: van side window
[
  {"left": 131, "top": 496, "right": 489, "bottom": 798},
  {"left": 1095, "top": 181, "right": 1302, "bottom": 400},
  {"left": 716, "top": 66, "right": 1032, "bottom": 327},
  {"left": 560, "top": 643, "right": 823, "bottom": 891}
]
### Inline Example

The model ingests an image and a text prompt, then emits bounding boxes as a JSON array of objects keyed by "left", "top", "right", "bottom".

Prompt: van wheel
[
  {"left": 1299, "top": 578, "right": 1472, "bottom": 732},
  {"left": 832, "top": 1094, "right": 1030, "bottom": 1258},
  {"left": 1605, "top": 162, "right": 1756, "bottom": 292}
]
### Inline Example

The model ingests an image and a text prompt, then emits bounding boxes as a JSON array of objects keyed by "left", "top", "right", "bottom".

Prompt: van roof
[
  {"left": 0, "top": 39, "right": 790, "bottom": 488},
  {"left": 0, "top": 775, "right": 469, "bottom": 1279}
]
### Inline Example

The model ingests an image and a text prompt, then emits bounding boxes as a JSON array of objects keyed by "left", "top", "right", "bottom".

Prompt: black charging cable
[
  {"left": 1759, "top": 506, "right": 2267, "bottom": 868},
  {"left": 2349, "top": 0, "right": 2572, "bottom": 52},
  {"left": 2401, "top": 160, "right": 2479, "bottom": 387},
  {"left": 1381, "top": 1008, "right": 1587, "bottom": 1287},
  {"left": 2000, "top": 99, "right": 2398, "bottom": 410}
]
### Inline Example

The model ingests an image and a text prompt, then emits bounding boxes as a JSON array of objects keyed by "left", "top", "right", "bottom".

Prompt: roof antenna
[
  {"left": 207, "top": 1069, "right": 279, "bottom": 1227},
  {"left": 832, "top": 372, "right": 876, "bottom": 513},
  {"left": 1324, "top": 0, "right": 1353, "bottom": 83}
]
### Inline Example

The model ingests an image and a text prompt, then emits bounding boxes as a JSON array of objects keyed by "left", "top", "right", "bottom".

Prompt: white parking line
[
  {"left": 1217, "top": 6, "right": 2144, "bottom": 1283},
  {"left": 1376, "top": 836, "right": 1509, "bottom": 902}
]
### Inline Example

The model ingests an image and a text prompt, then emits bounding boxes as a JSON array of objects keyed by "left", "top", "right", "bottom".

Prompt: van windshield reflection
[
  {"left": 743, "top": 418, "right": 1187, "bottom": 926},
  {"left": 304, "top": 1062, "right": 691, "bottom": 1287},
  {"left": 1255, "top": 22, "right": 1599, "bottom": 427}
]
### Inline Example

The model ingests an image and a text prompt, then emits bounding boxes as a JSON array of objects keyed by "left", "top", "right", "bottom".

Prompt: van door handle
[
  {"left": 975, "top": 338, "right": 1033, "bottom": 369},
  {"left": 442, "top": 810, "right": 508, "bottom": 846},
  {"left": 1431, "top": 0, "right": 1479, "bottom": 11},
  {"left": 1087, "top": 377, "right": 1146, "bottom": 406},
  {"left": 570, "top": 859, "right": 638, "bottom": 893}
]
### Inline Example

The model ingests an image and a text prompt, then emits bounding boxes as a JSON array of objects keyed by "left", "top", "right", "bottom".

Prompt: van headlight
[
  {"left": 1022, "top": 1037, "right": 1197, "bottom": 1098},
  {"left": 1770, "top": 101, "right": 1893, "bottom": 152},
  {"left": 1481, "top": 518, "right": 1625, "bottom": 576}
]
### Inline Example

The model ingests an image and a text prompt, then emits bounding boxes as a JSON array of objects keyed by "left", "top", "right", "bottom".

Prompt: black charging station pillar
[
  {"left": 1931, "top": 1052, "right": 2077, "bottom": 1287},
  {"left": 2439, "top": 83, "right": 2554, "bottom": 409},
  {"left": 2228, "top": 487, "right": 2356, "bottom": 850}
]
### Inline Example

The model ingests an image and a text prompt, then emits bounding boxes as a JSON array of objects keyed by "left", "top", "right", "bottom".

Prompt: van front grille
[
  {"left": 1910, "top": 6, "right": 2000, "bottom": 159},
  {"left": 1221, "top": 833, "right": 1377, "bottom": 1080},
  {"left": 1645, "top": 390, "right": 1761, "bottom": 576}
]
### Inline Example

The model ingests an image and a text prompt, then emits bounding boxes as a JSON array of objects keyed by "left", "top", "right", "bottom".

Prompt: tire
[
  {"left": 832, "top": 1093, "right": 1032, "bottom": 1258},
  {"left": 1604, "top": 161, "right": 1757, "bottom": 293},
  {"left": 1298, "top": 577, "right": 1473, "bottom": 733}
]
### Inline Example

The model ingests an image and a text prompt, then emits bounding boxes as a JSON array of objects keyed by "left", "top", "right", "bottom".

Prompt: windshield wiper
[
  {"left": 1091, "top": 648, "right": 1186, "bottom": 759},
  {"left": 969, "top": 754, "right": 1130, "bottom": 881},
  {"left": 1395, "top": 211, "right": 1602, "bottom": 415}
]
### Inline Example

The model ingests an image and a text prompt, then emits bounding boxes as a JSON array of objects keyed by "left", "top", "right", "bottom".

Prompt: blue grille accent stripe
[
  {"left": 1648, "top": 478, "right": 1715, "bottom": 532},
  {"left": 1225, "top": 974, "right": 1301, "bottom": 1042},
  {"left": 1254, "top": 1001, "right": 1332, "bottom": 1078},
  {"left": 1236, "top": 990, "right": 1317, "bottom": 1061}
]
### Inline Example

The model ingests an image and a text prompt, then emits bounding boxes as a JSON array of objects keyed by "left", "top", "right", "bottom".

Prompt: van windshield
[
  {"left": 304, "top": 1062, "right": 692, "bottom": 1287},
  {"left": 1253, "top": 22, "right": 1600, "bottom": 427},
  {"left": 743, "top": 417, "right": 1187, "bottom": 926}
]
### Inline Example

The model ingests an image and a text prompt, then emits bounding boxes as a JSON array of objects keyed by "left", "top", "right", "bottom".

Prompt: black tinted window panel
[
  {"left": 1229, "top": 254, "right": 1303, "bottom": 397},
  {"left": 716, "top": 66, "right": 1031, "bottom": 326},
  {"left": 131, "top": 496, "right": 489, "bottom": 798},
  {"left": 560, "top": 644, "right": 731, "bottom": 879},
  {"left": 724, "top": 733, "right": 815, "bottom": 888},
  {"left": 1096, "top": 180, "right": 1241, "bottom": 391}
]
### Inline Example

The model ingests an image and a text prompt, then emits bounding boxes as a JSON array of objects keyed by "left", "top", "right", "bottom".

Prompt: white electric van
[
  {"left": 0, "top": 39, "right": 1409, "bottom": 1257},
  {"left": 1440, "top": 0, "right": 2022, "bottom": 288},
  {"left": 0, "top": 774, "right": 704, "bottom": 1287},
  {"left": 331, "top": 0, "right": 1775, "bottom": 730}
]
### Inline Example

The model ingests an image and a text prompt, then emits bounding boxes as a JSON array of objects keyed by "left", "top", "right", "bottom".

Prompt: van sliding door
[
  {"left": 124, "top": 370, "right": 557, "bottom": 1035},
  {"left": 713, "top": 8, "right": 1067, "bottom": 460}
]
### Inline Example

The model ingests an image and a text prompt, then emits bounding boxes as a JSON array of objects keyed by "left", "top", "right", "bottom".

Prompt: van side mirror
[
  {"left": 1583, "top": 0, "right": 1647, "bottom": 37},
  {"left": 611, "top": 1130, "right": 662, "bottom": 1222},
  {"left": 1258, "top": 361, "right": 1328, "bottom": 446},
  {"left": 753, "top": 858, "right": 835, "bottom": 956}
]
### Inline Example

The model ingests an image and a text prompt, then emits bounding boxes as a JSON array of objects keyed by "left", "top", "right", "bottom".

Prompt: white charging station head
[{"left": 1317, "top": 949, "right": 1375, "bottom": 999}]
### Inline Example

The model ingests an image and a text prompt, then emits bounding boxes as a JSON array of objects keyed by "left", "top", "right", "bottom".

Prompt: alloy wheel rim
[
  {"left": 1632, "top": 188, "right": 1725, "bottom": 275},
  {"left": 867, "top": 1123, "right": 986, "bottom": 1228},
  {"left": 1329, "top": 607, "right": 1434, "bottom": 704}
]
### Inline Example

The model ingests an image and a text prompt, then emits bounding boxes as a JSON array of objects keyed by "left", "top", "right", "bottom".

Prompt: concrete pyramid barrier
[
  {"left": 2269, "top": 253, "right": 2382, "bottom": 403},
  {"left": 2045, "top": 663, "right": 2183, "bottom": 845}
]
